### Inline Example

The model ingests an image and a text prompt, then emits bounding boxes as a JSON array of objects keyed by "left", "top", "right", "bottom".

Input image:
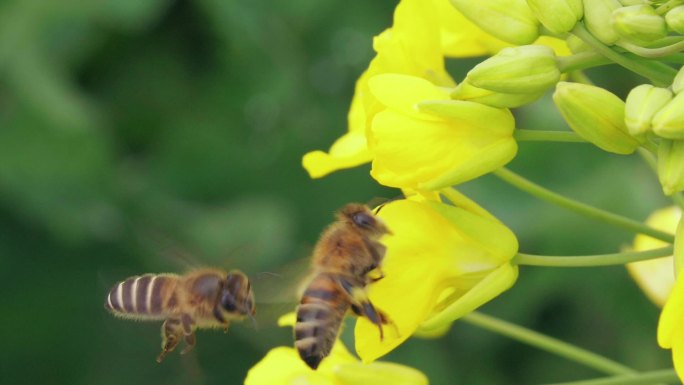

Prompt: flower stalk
[
  {"left": 493, "top": 168, "right": 675, "bottom": 243},
  {"left": 461, "top": 312, "right": 635, "bottom": 375},
  {"left": 513, "top": 246, "right": 673, "bottom": 267}
]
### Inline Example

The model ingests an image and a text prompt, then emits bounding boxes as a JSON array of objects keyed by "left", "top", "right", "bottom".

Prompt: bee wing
[{"left": 246, "top": 257, "right": 312, "bottom": 328}]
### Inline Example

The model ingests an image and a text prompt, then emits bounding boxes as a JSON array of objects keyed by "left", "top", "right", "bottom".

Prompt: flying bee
[
  {"left": 104, "top": 268, "right": 256, "bottom": 362},
  {"left": 295, "top": 203, "right": 392, "bottom": 370}
]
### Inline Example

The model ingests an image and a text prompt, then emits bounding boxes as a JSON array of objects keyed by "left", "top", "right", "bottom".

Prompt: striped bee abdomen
[
  {"left": 105, "top": 274, "right": 175, "bottom": 319},
  {"left": 294, "top": 274, "right": 350, "bottom": 370}
]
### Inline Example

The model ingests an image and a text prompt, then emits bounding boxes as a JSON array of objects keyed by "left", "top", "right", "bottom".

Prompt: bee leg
[
  {"left": 222, "top": 322, "right": 231, "bottom": 334},
  {"left": 338, "top": 279, "right": 388, "bottom": 340},
  {"left": 179, "top": 314, "right": 197, "bottom": 356},
  {"left": 157, "top": 318, "right": 183, "bottom": 363}
]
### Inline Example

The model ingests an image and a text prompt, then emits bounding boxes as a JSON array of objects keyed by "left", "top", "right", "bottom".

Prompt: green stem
[
  {"left": 572, "top": 23, "right": 676, "bottom": 86},
  {"left": 513, "top": 246, "right": 673, "bottom": 267},
  {"left": 493, "top": 168, "right": 675, "bottom": 243},
  {"left": 655, "top": 53, "right": 684, "bottom": 64},
  {"left": 557, "top": 51, "right": 612, "bottom": 73},
  {"left": 514, "top": 129, "right": 587, "bottom": 143},
  {"left": 461, "top": 312, "right": 635, "bottom": 375},
  {"left": 619, "top": 38, "right": 684, "bottom": 59},
  {"left": 546, "top": 369, "right": 679, "bottom": 385}
]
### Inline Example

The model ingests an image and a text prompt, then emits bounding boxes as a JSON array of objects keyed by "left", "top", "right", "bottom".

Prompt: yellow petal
[
  {"left": 302, "top": 132, "right": 372, "bottom": 178},
  {"left": 433, "top": 0, "right": 511, "bottom": 57},
  {"left": 335, "top": 362, "right": 429, "bottom": 385},
  {"left": 658, "top": 274, "right": 684, "bottom": 348},
  {"left": 419, "top": 263, "right": 519, "bottom": 332},
  {"left": 628, "top": 206, "right": 680, "bottom": 306},
  {"left": 368, "top": 74, "right": 450, "bottom": 120},
  {"left": 370, "top": 106, "right": 516, "bottom": 190},
  {"left": 244, "top": 347, "right": 329, "bottom": 385}
]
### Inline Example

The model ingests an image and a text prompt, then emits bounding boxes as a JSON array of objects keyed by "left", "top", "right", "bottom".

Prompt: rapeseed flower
[
  {"left": 368, "top": 74, "right": 516, "bottom": 190},
  {"left": 245, "top": 314, "right": 428, "bottom": 385},
  {"left": 627, "top": 206, "right": 680, "bottom": 306},
  {"left": 302, "top": 0, "right": 451, "bottom": 180},
  {"left": 354, "top": 191, "right": 518, "bottom": 362},
  {"left": 658, "top": 210, "right": 684, "bottom": 383}
]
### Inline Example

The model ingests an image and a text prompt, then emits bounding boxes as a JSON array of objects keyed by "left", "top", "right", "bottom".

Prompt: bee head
[
  {"left": 338, "top": 203, "right": 391, "bottom": 237},
  {"left": 220, "top": 270, "right": 256, "bottom": 318}
]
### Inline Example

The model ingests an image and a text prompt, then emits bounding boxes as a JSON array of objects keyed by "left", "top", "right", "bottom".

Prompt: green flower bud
[
  {"left": 566, "top": 34, "right": 591, "bottom": 53},
  {"left": 666, "top": 5, "right": 684, "bottom": 34},
  {"left": 553, "top": 82, "right": 640, "bottom": 154},
  {"left": 466, "top": 45, "right": 560, "bottom": 94},
  {"left": 658, "top": 139, "right": 684, "bottom": 195},
  {"left": 451, "top": 81, "right": 545, "bottom": 108},
  {"left": 673, "top": 65, "right": 684, "bottom": 95},
  {"left": 612, "top": 5, "right": 668, "bottom": 42},
  {"left": 526, "top": 0, "right": 583, "bottom": 34},
  {"left": 653, "top": 92, "right": 684, "bottom": 139},
  {"left": 450, "top": 0, "right": 539, "bottom": 45},
  {"left": 625, "top": 84, "right": 673, "bottom": 142},
  {"left": 583, "top": 0, "right": 622, "bottom": 45}
]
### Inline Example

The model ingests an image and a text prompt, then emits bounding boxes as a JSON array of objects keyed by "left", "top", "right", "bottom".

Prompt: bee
[
  {"left": 104, "top": 268, "right": 256, "bottom": 362},
  {"left": 295, "top": 203, "right": 392, "bottom": 370}
]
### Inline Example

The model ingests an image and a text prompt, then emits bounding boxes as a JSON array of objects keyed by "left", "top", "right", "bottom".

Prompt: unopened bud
[
  {"left": 666, "top": 5, "right": 684, "bottom": 34},
  {"left": 612, "top": 5, "right": 667, "bottom": 42},
  {"left": 467, "top": 45, "right": 560, "bottom": 94},
  {"left": 526, "top": 0, "right": 583, "bottom": 34},
  {"left": 673, "top": 66, "right": 684, "bottom": 95},
  {"left": 553, "top": 82, "right": 640, "bottom": 154},
  {"left": 658, "top": 139, "right": 684, "bottom": 195},
  {"left": 450, "top": 0, "right": 539, "bottom": 45},
  {"left": 653, "top": 93, "right": 684, "bottom": 139},
  {"left": 451, "top": 80, "right": 545, "bottom": 108},
  {"left": 625, "top": 84, "right": 673, "bottom": 142},
  {"left": 583, "top": 0, "right": 622, "bottom": 45}
]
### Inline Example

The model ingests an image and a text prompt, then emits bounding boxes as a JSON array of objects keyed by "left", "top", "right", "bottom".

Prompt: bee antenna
[
  {"left": 248, "top": 312, "right": 258, "bottom": 330},
  {"left": 371, "top": 195, "right": 403, "bottom": 215}
]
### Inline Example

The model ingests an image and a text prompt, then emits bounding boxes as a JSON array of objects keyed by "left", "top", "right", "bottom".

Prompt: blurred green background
[{"left": 0, "top": 0, "right": 675, "bottom": 384}]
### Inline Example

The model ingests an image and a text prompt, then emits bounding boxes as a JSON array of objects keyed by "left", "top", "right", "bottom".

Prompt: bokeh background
[{"left": 0, "top": 1, "right": 675, "bottom": 384}]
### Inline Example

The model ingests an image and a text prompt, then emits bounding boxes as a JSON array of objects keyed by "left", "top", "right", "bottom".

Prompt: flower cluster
[{"left": 248, "top": 0, "right": 684, "bottom": 383}]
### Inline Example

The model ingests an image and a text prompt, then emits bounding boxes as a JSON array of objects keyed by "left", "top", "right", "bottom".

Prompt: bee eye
[
  {"left": 221, "top": 292, "right": 237, "bottom": 312},
  {"left": 353, "top": 212, "right": 374, "bottom": 228}
]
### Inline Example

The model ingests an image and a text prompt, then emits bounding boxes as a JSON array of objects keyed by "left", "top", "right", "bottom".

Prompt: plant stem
[
  {"left": 572, "top": 23, "right": 676, "bottom": 86},
  {"left": 546, "top": 369, "right": 679, "bottom": 385},
  {"left": 513, "top": 246, "right": 672, "bottom": 267},
  {"left": 514, "top": 130, "right": 587, "bottom": 143},
  {"left": 461, "top": 312, "right": 635, "bottom": 375},
  {"left": 557, "top": 51, "right": 611, "bottom": 73},
  {"left": 619, "top": 38, "right": 684, "bottom": 59},
  {"left": 492, "top": 168, "right": 675, "bottom": 243}
]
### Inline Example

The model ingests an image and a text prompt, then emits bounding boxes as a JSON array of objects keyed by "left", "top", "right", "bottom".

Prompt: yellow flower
[
  {"left": 433, "top": 0, "right": 510, "bottom": 57},
  {"left": 354, "top": 191, "right": 519, "bottom": 362},
  {"left": 302, "top": 76, "right": 373, "bottom": 178},
  {"left": 302, "top": 0, "right": 452, "bottom": 179},
  {"left": 627, "top": 206, "right": 680, "bottom": 306},
  {"left": 633, "top": 206, "right": 684, "bottom": 382},
  {"left": 369, "top": 74, "right": 517, "bottom": 190},
  {"left": 245, "top": 315, "right": 428, "bottom": 385},
  {"left": 659, "top": 274, "right": 684, "bottom": 383}
]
